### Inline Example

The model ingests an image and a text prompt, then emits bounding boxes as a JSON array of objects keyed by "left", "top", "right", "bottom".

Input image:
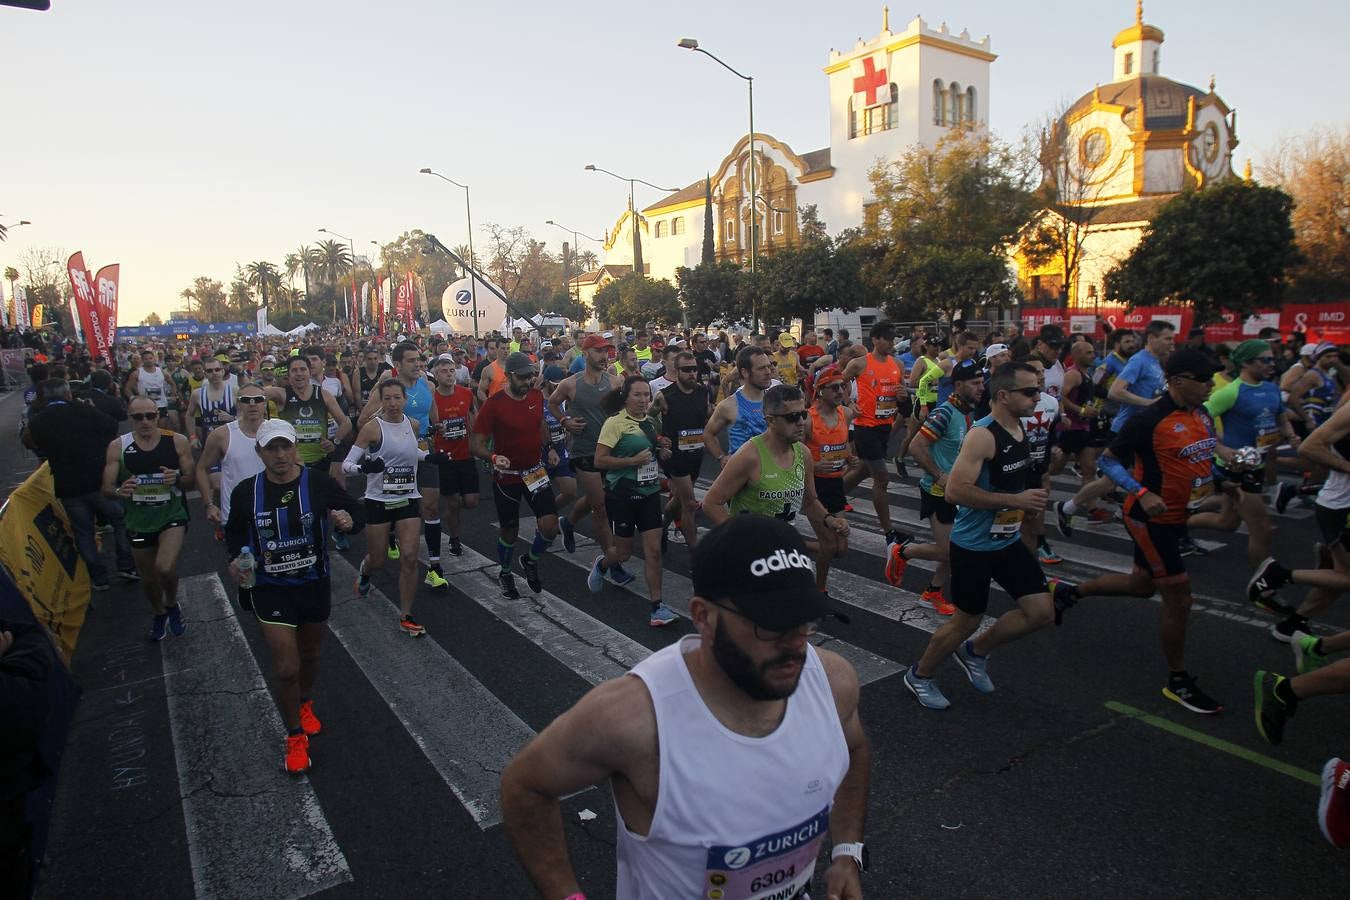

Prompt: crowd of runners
[{"left": 13, "top": 314, "right": 1350, "bottom": 896}]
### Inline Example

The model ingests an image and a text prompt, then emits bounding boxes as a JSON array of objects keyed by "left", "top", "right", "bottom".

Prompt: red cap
[
  {"left": 581, "top": 334, "right": 614, "bottom": 351},
  {"left": 815, "top": 370, "right": 847, "bottom": 389}
]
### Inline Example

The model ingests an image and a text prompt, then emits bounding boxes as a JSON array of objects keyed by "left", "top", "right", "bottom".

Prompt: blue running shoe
[
  {"left": 903, "top": 665, "right": 950, "bottom": 710},
  {"left": 608, "top": 564, "right": 636, "bottom": 587},
  {"left": 333, "top": 531, "right": 350, "bottom": 551},
  {"left": 166, "top": 605, "right": 186, "bottom": 637},
  {"left": 150, "top": 614, "right": 168, "bottom": 642},
  {"left": 587, "top": 556, "right": 606, "bottom": 593},
  {"left": 649, "top": 603, "right": 679, "bottom": 628},
  {"left": 955, "top": 640, "right": 995, "bottom": 693},
  {"left": 560, "top": 517, "right": 576, "bottom": 554},
  {"left": 355, "top": 570, "right": 372, "bottom": 599}
]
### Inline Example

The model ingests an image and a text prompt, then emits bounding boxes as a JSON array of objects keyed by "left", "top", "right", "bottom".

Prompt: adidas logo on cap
[{"left": 749, "top": 548, "right": 816, "bottom": 577}]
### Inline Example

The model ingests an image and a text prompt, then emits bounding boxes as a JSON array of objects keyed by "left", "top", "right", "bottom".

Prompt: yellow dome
[{"left": 1113, "top": 1, "right": 1164, "bottom": 49}]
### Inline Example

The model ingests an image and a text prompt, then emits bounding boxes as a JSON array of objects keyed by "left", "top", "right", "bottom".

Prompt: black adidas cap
[{"left": 692, "top": 515, "right": 837, "bottom": 631}]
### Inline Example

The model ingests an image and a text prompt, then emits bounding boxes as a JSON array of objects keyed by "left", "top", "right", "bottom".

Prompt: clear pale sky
[{"left": 2, "top": 0, "right": 1343, "bottom": 325}]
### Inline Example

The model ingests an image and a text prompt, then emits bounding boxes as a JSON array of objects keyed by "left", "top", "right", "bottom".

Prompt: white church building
[{"left": 580, "top": 9, "right": 996, "bottom": 333}]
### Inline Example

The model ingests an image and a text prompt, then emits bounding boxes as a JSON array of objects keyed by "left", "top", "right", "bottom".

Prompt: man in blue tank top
[
  {"left": 703, "top": 346, "right": 773, "bottom": 464},
  {"left": 905, "top": 362, "right": 1059, "bottom": 711}
]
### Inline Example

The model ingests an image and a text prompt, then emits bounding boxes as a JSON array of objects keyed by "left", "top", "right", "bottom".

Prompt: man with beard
[{"left": 501, "top": 515, "right": 870, "bottom": 900}]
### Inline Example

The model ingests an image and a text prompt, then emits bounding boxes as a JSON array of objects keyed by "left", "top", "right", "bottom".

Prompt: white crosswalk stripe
[{"left": 163, "top": 574, "right": 352, "bottom": 898}]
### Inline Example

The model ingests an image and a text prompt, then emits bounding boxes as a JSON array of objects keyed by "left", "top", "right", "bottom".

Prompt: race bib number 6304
[{"left": 703, "top": 806, "right": 829, "bottom": 900}]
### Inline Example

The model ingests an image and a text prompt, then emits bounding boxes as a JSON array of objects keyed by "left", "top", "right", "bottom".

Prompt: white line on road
[
  {"left": 161, "top": 574, "right": 352, "bottom": 899},
  {"left": 325, "top": 555, "right": 537, "bottom": 830}
]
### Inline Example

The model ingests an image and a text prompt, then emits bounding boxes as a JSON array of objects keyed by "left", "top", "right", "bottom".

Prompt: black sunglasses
[
  {"left": 1007, "top": 387, "right": 1041, "bottom": 398},
  {"left": 238, "top": 395, "right": 267, "bottom": 404},
  {"left": 130, "top": 412, "right": 159, "bottom": 421},
  {"left": 769, "top": 410, "right": 809, "bottom": 423}
]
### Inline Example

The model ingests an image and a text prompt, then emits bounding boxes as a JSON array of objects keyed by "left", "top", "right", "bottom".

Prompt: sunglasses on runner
[
  {"left": 769, "top": 410, "right": 809, "bottom": 423},
  {"left": 130, "top": 412, "right": 159, "bottom": 421},
  {"left": 1006, "top": 387, "right": 1041, "bottom": 398},
  {"left": 238, "top": 395, "right": 267, "bottom": 404}
]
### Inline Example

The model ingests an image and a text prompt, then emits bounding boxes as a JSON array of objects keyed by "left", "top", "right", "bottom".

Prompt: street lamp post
[
  {"left": 420, "top": 168, "right": 479, "bottom": 338},
  {"left": 545, "top": 219, "right": 603, "bottom": 304},
  {"left": 317, "top": 227, "right": 357, "bottom": 328},
  {"left": 583, "top": 165, "right": 679, "bottom": 279},
  {"left": 678, "top": 38, "right": 759, "bottom": 332}
]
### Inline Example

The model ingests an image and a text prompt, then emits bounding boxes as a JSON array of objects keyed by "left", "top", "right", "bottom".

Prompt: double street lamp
[
  {"left": 583, "top": 164, "right": 678, "bottom": 278},
  {"left": 678, "top": 38, "right": 761, "bottom": 331},
  {"left": 545, "top": 219, "right": 604, "bottom": 304},
  {"left": 317, "top": 227, "right": 357, "bottom": 325},
  {"left": 420, "top": 167, "right": 479, "bottom": 337}
]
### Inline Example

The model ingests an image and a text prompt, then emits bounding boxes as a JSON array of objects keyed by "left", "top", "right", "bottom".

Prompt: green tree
[
  {"left": 284, "top": 246, "right": 315, "bottom": 312},
  {"left": 859, "top": 128, "right": 1037, "bottom": 322},
  {"left": 378, "top": 229, "right": 460, "bottom": 317},
  {"left": 142, "top": 312, "right": 163, "bottom": 326},
  {"left": 180, "top": 276, "right": 226, "bottom": 322},
  {"left": 1104, "top": 181, "right": 1299, "bottom": 323},
  {"left": 677, "top": 262, "right": 747, "bottom": 327},
  {"left": 243, "top": 260, "right": 282, "bottom": 311},
  {"left": 593, "top": 274, "right": 682, "bottom": 328},
  {"left": 312, "top": 239, "right": 352, "bottom": 320},
  {"left": 702, "top": 175, "right": 715, "bottom": 265},
  {"left": 3, "top": 266, "right": 17, "bottom": 301}
]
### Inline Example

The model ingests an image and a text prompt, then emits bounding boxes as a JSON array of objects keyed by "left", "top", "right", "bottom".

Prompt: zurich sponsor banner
[{"left": 441, "top": 275, "right": 507, "bottom": 334}]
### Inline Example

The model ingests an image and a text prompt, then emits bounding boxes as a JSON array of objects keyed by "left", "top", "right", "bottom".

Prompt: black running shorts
[
  {"left": 493, "top": 478, "right": 558, "bottom": 530},
  {"left": 661, "top": 449, "right": 705, "bottom": 480},
  {"left": 364, "top": 497, "right": 421, "bottom": 525},
  {"left": 437, "top": 458, "right": 481, "bottom": 498},
  {"left": 814, "top": 476, "right": 847, "bottom": 515},
  {"left": 1122, "top": 515, "right": 1189, "bottom": 585},
  {"left": 949, "top": 540, "right": 1048, "bottom": 616},
  {"left": 251, "top": 578, "right": 332, "bottom": 628},
  {"left": 919, "top": 489, "right": 957, "bottom": 525},
  {"left": 1314, "top": 502, "right": 1350, "bottom": 551},
  {"left": 853, "top": 424, "right": 892, "bottom": 462},
  {"left": 606, "top": 489, "right": 663, "bottom": 538}
]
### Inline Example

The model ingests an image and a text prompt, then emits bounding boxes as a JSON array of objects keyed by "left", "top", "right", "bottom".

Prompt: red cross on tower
[{"left": 852, "top": 56, "right": 888, "bottom": 107}]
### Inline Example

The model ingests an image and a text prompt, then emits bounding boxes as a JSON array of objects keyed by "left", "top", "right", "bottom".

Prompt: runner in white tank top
[
  {"left": 217, "top": 420, "right": 265, "bottom": 523},
  {"left": 500, "top": 516, "right": 870, "bottom": 900},
  {"left": 195, "top": 384, "right": 268, "bottom": 538}
]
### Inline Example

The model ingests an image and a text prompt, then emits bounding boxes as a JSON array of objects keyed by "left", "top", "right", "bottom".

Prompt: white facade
[{"left": 585, "top": 11, "right": 996, "bottom": 329}]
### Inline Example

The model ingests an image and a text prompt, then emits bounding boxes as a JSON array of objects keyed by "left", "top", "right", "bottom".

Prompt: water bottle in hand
[{"left": 237, "top": 546, "right": 257, "bottom": 589}]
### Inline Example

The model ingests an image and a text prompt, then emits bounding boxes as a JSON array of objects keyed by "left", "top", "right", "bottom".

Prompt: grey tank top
[{"left": 569, "top": 374, "right": 614, "bottom": 457}]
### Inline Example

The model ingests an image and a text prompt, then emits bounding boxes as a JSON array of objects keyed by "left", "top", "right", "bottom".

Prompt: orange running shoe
[
  {"left": 299, "top": 700, "right": 321, "bottom": 736},
  {"left": 921, "top": 588, "right": 956, "bottom": 616},
  {"left": 884, "top": 541, "right": 909, "bottom": 586},
  {"left": 399, "top": 615, "right": 426, "bottom": 637},
  {"left": 285, "top": 733, "right": 310, "bottom": 774}
]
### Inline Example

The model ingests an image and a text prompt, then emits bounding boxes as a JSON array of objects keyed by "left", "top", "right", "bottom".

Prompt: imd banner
[{"left": 0, "top": 462, "right": 92, "bottom": 661}]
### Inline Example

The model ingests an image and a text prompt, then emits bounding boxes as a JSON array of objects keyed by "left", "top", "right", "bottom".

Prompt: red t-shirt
[
  {"left": 432, "top": 385, "right": 474, "bottom": 460},
  {"left": 797, "top": 344, "right": 825, "bottom": 365},
  {"left": 472, "top": 388, "right": 545, "bottom": 483}
]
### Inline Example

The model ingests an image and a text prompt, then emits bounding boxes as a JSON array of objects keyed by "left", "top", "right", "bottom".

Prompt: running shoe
[
  {"left": 1177, "top": 535, "right": 1206, "bottom": 558},
  {"left": 333, "top": 531, "right": 350, "bottom": 551},
  {"left": 560, "top": 517, "right": 576, "bottom": 554},
  {"left": 518, "top": 555, "right": 543, "bottom": 593},
  {"left": 1253, "top": 670, "right": 1292, "bottom": 744},
  {"left": 1087, "top": 507, "right": 1114, "bottom": 524},
  {"left": 1052, "top": 501, "right": 1074, "bottom": 538},
  {"left": 1275, "top": 481, "right": 1297, "bottom": 515},
  {"left": 1292, "top": 632, "right": 1328, "bottom": 674},
  {"left": 894, "top": 459, "right": 910, "bottom": 480},
  {"left": 399, "top": 615, "right": 426, "bottom": 637},
  {"left": 954, "top": 640, "right": 995, "bottom": 693},
  {"left": 446, "top": 536, "right": 463, "bottom": 557},
  {"left": 1247, "top": 557, "right": 1292, "bottom": 613},
  {"left": 587, "top": 556, "right": 606, "bottom": 593},
  {"left": 92, "top": 580, "right": 111, "bottom": 592},
  {"left": 355, "top": 571, "right": 372, "bottom": 599},
  {"left": 920, "top": 587, "right": 955, "bottom": 616},
  {"left": 1162, "top": 673, "right": 1223, "bottom": 714},
  {"left": 1049, "top": 578, "right": 1079, "bottom": 627},
  {"left": 1320, "top": 758, "right": 1350, "bottom": 849},
  {"left": 149, "top": 613, "right": 168, "bottom": 642},
  {"left": 843, "top": 503, "right": 854, "bottom": 513},
  {"left": 669, "top": 528, "right": 685, "bottom": 544},
  {"left": 284, "top": 733, "right": 310, "bottom": 774},
  {"left": 884, "top": 540, "right": 909, "bottom": 587},
  {"left": 166, "top": 605, "right": 186, "bottom": 637},
  {"left": 884, "top": 529, "right": 911, "bottom": 550},
  {"left": 903, "top": 666, "right": 951, "bottom": 710},
  {"left": 1272, "top": 614, "right": 1309, "bottom": 644},
  {"left": 387, "top": 543, "right": 400, "bottom": 561},
  {"left": 649, "top": 603, "right": 678, "bottom": 627},
  {"left": 608, "top": 564, "right": 636, "bottom": 587},
  {"left": 117, "top": 567, "right": 141, "bottom": 582},
  {"left": 299, "top": 700, "right": 322, "bottom": 736},
  {"left": 498, "top": 571, "right": 521, "bottom": 600},
  {"left": 1037, "top": 541, "right": 1062, "bottom": 565},
  {"left": 424, "top": 567, "right": 449, "bottom": 590}
]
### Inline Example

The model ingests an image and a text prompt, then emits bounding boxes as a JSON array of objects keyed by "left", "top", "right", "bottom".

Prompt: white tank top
[
  {"left": 1317, "top": 441, "right": 1350, "bottom": 510},
  {"left": 364, "top": 416, "right": 422, "bottom": 503},
  {"left": 614, "top": 635, "right": 848, "bottom": 900},
  {"left": 138, "top": 367, "right": 168, "bottom": 408},
  {"left": 219, "top": 421, "right": 266, "bottom": 523}
]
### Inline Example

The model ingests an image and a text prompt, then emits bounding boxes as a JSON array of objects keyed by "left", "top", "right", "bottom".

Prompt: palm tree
[
  {"left": 4, "top": 266, "right": 18, "bottom": 303},
  {"left": 179, "top": 287, "right": 195, "bottom": 317},
  {"left": 244, "top": 260, "right": 282, "bottom": 311},
  {"left": 574, "top": 250, "right": 599, "bottom": 272},
  {"left": 452, "top": 243, "right": 475, "bottom": 277},
  {"left": 314, "top": 240, "right": 352, "bottom": 321},
  {"left": 285, "top": 245, "right": 315, "bottom": 313}
]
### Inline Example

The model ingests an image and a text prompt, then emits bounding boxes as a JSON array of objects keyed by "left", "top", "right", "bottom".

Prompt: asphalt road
[{"left": 11, "top": 386, "right": 1348, "bottom": 899}]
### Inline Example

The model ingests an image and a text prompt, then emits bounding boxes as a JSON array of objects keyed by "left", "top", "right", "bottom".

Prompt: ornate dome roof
[{"left": 1064, "top": 74, "right": 1206, "bottom": 133}]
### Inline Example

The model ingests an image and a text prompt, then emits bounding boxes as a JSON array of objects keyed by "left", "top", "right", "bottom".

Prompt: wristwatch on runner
[{"left": 831, "top": 842, "right": 868, "bottom": 872}]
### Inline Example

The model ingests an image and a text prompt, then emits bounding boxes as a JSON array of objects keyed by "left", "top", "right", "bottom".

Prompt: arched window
[
  {"left": 965, "top": 86, "right": 977, "bottom": 123},
  {"left": 949, "top": 82, "right": 963, "bottom": 125},
  {"left": 725, "top": 218, "right": 736, "bottom": 243},
  {"left": 672, "top": 217, "right": 686, "bottom": 236},
  {"left": 933, "top": 79, "right": 946, "bottom": 126},
  {"left": 654, "top": 220, "right": 667, "bottom": 238}
]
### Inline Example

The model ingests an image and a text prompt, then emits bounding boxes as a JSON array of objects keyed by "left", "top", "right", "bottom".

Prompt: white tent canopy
[
  {"left": 428, "top": 319, "right": 452, "bottom": 335},
  {"left": 260, "top": 323, "right": 286, "bottom": 336},
  {"left": 303, "top": 322, "right": 321, "bottom": 331},
  {"left": 286, "top": 325, "right": 308, "bottom": 337}
]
